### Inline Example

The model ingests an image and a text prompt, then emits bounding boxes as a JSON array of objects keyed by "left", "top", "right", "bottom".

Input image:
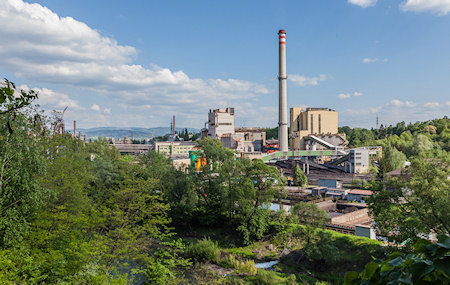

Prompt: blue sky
[{"left": 0, "top": 0, "right": 449, "bottom": 130}]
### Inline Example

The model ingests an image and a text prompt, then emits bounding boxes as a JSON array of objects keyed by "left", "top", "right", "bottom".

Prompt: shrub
[
  {"left": 222, "top": 254, "right": 257, "bottom": 276},
  {"left": 186, "top": 238, "right": 221, "bottom": 263},
  {"left": 237, "top": 259, "right": 257, "bottom": 276}
]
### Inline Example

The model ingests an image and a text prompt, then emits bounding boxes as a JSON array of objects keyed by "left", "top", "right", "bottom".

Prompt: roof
[
  {"left": 326, "top": 188, "right": 349, "bottom": 193},
  {"left": 384, "top": 168, "right": 403, "bottom": 176},
  {"left": 348, "top": 189, "right": 373, "bottom": 195}
]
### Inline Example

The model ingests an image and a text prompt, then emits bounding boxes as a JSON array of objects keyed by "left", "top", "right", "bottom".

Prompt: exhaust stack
[{"left": 278, "top": 29, "right": 288, "bottom": 152}]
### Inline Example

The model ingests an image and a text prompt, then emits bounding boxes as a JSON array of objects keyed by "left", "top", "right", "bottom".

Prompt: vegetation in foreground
[{"left": 1, "top": 80, "right": 449, "bottom": 284}]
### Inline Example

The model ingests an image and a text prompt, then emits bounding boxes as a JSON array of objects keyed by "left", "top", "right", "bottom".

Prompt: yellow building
[
  {"left": 154, "top": 141, "right": 197, "bottom": 157},
  {"left": 290, "top": 107, "right": 340, "bottom": 150}
]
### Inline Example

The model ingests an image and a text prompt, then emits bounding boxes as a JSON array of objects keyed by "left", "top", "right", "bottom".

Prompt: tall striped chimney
[{"left": 278, "top": 29, "right": 288, "bottom": 152}]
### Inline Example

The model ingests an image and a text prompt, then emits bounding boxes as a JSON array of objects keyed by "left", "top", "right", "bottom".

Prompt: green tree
[
  {"left": 379, "top": 143, "right": 406, "bottom": 175},
  {"left": 0, "top": 81, "right": 48, "bottom": 247},
  {"left": 294, "top": 164, "right": 307, "bottom": 186},
  {"left": 290, "top": 202, "right": 329, "bottom": 246},
  {"left": 369, "top": 153, "right": 450, "bottom": 245}
]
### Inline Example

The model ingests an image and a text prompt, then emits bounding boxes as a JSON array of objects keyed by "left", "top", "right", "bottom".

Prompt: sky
[{"left": 0, "top": 0, "right": 449, "bottom": 130}]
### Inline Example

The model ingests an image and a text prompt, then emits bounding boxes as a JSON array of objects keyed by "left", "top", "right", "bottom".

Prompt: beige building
[
  {"left": 290, "top": 107, "right": 342, "bottom": 150},
  {"left": 154, "top": 141, "right": 197, "bottom": 157},
  {"left": 221, "top": 128, "right": 266, "bottom": 153}
]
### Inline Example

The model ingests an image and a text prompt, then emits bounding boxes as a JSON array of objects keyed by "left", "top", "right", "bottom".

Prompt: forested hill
[
  {"left": 339, "top": 117, "right": 449, "bottom": 154},
  {"left": 77, "top": 126, "right": 200, "bottom": 139}
]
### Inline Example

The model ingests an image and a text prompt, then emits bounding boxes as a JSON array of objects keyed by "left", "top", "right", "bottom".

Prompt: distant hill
[{"left": 76, "top": 127, "right": 200, "bottom": 139}]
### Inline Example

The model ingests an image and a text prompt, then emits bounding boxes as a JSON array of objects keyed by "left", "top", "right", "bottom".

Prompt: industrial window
[
  {"left": 219, "top": 123, "right": 232, "bottom": 125},
  {"left": 318, "top": 114, "right": 321, "bottom": 134},
  {"left": 310, "top": 114, "right": 313, "bottom": 133}
]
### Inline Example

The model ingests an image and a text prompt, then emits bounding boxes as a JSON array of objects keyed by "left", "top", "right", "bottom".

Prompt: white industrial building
[{"left": 206, "top": 108, "right": 235, "bottom": 139}]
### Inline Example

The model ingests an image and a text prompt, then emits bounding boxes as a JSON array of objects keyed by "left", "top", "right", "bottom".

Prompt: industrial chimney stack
[
  {"left": 278, "top": 29, "right": 288, "bottom": 152},
  {"left": 173, "top": 115, "right": 176, "bottom": 136},
  {"left": 73, "top": 120, "right": 76, "bottom": 138}
]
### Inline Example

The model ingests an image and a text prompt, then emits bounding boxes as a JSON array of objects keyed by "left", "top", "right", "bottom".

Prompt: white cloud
[
  {"left": 0, "top": 0, "right": 269, "bottom": 128},
  {"left": 104, "top": 108, "right": 111, "bottom": 114},
  {"left": 400, "top": 0, "right": 450, "bottom": 16},
  {"left": 424, "top": 102, "right": 441, "bottom": 108},
  {"left": 338, "top": 91, "right": 363, "bottom": 99},
  {"left": 446, "top": 101, "right": 450, "bottom": 106},
  {"left": 348, "top": 0, "right": 378, "bottom": 8},
  {"left": 289, "top": 74, "right": 327, "bottom": 86},
  {"left": 91, "top": 104, "right": 100, "bottom": 111},
  {"left": 363, "top": 57, "right": 379, "bottom": 63},
  {"left": 389, "top": 99, "right": 417, "bottom": 107},
  {"left": 338, "top": 93, "right": 351, "bottom": 99},
  {"left": 18, "top": 84, "right": 81, "bottom": 110}
]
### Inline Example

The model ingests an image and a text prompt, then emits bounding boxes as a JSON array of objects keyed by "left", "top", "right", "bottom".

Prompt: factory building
[
  {"left": 206, "top": 108, "right": 235, "bottom": 139},
  {"left": 222, "top": 128, "right": 266, "bottom": 153},
  {"left": 203, "top": 108, "right": 266, "bottom": 154},
  {"left": 154, "top": 141, "right": 197, "bottom": 157},
  {"left": 290, "top": 107, "right": 347, "bottom": 150}
]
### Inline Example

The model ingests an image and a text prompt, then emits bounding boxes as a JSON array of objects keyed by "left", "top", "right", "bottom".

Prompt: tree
[
  {"left": 0, "top": 81, "right": 48, "bottom": 247},
  {"left": 379, "top": 143, "right": 406, "bottom": 175},
  {"left": 294, "top": 164, "right": 307, "bottom": 186},
  {"left": 0, "top": 79, "right": 38, "bottom": 115},
  {"left": 369, "top": 153, "right": 450, "bottom": 245},
  {"left": 290, "top": 202, "right": 329, "bottom": 246}
]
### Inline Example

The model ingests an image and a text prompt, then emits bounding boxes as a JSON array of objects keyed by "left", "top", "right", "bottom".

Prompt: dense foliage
[
  {"left": 0, "top": 81, "right": 189, "bottom": 283},
  {"left": 344, "top": 236, "right": 450, "bottom": 285},
  {"left": 369, "top": 154, "right": 450, "bottom": 246},
  {"left": 339, "top": 117, "right": 449, "bottom": 155}
]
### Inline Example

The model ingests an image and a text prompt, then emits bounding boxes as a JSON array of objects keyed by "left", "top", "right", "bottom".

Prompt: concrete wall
[{"left": 331, "top": 208, "right": 369, "bottom": 224}]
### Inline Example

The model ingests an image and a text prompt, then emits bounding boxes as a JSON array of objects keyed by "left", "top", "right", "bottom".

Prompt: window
[
  {"left": 318, "top": 114, "right": 321, "bottom": 134},
  {"left": 310, "top": 114, "right": 314, "bottom": 133}
]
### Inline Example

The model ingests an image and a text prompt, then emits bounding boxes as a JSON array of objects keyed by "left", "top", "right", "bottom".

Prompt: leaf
[
  {"left": 344, "top": 271, "right": 359, "bottom": 285},
  {"left": 412, "top": 239, "right": 430, "bottom": 253},
  {"left": 388, "top": 257, "right": 404, "bottom": 267},
  {"left": 436, "top": 238, "right": 450, "bottom": 250},
  {"left": 410, "top": 261, "right": 435, "bottom": 281},
  {"left": 434, "top": 258, "right": 450, "bottom": 277},
  {"left": 362, "top": 261, "right": 379, "bottom": 279}
]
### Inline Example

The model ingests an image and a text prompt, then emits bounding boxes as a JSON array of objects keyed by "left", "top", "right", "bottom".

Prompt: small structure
[
  {"left": 112, "top": 144, "right": 153, "bottom": 155},
  {"left": 318, "top": 178, "right": 343, "bottom": 189},
  {"left": 325, "top": 188, "right": 350, "bottom": 199},
  {"left": 311, "top": 186, "right": 327, "bottom": 196},
  {"left": 347, "top": 189, "right": 373, "bottom": 202},
  {"left": 355, "top": 225, "right": 376, "bottom": 239}
]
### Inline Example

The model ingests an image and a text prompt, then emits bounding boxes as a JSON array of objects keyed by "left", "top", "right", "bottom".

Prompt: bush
[
  {"left": 186, "top": 238, "right": 221, "bottom": 263},
  {"left": 222, "top": 254, "right": 257, "bottom": 276},
  {"left": 344, "top": 236, "right": 450, "bottom": 285},
  {"left": 250, "top": 270, "right": 296, "bottom": 284}
]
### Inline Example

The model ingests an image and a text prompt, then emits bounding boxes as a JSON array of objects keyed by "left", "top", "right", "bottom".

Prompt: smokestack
[
  {"left": 173, "top": 115, "right": 176, "bottom": 136},
  {"left": 278, "top": 29, "right": 288, "bottom": 152},
  {"left": 73, "top": 120, "right": 76, "bottom": 138}
]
